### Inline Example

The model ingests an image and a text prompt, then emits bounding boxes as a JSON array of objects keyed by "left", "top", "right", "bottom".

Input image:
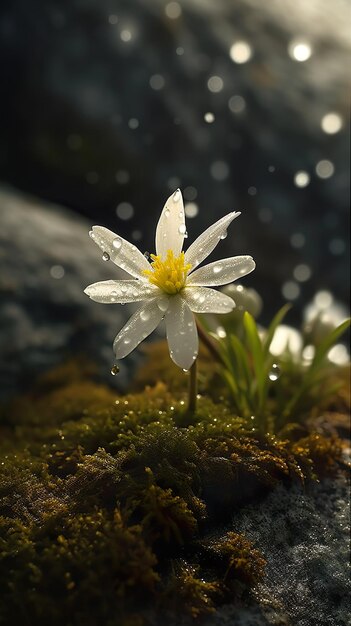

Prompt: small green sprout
[{"left": 204, "top": 297, "right": 350, "bottom": 435}]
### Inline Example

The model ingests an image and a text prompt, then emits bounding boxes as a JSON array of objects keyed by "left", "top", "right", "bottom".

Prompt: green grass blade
[
  {"left": 263, "top": 303, "right": 292, "bottom": 357},
  {"left": 243, "top": 312, "right": 266, "bottom": 408},
  {"left": 310, "top": 319, "right": 350, "bottom": 372}
]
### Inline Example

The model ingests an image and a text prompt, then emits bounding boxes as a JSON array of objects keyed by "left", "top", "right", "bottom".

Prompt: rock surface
[
  {"left": 0, "top": 186, "right": 145, "bottom": 398},
  {"left": 202, "top": 477, "right": 350, "bottom": 626}
]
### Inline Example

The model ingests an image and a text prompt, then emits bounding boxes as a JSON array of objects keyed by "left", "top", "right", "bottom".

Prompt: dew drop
[
  {"left": 112, "top": 237, "right": 123, "bottom": 250},
  {"left": 220, "top": 231, "right": 228, "bottom": 240},
  {"left": 165, "top": 209, "right": 170, "bottom": 217},
  {"left": 144, "top": 251, "right": 151, "bottom": 261},
  {"left": 102, "top": 252, "right": 110, "bottom": 262},
  {"left": 124, "top": 338, "right": 131, "bottom": 345},
  {"left": 178, "top": 211, "right": 184, "bottom": 219},
  {"left": 178, "top": 224, "right": 186, "bottom": 235},
  {"left": 110, "top": 364, "right": 120, "bottom": 376},
  {"left": 268, "top": 363, "right": 281, "bottom": 381},
  {"left": 140, "top": 310, "right": 150, "bottom": 322},
  {"left": 157, "top": 298, "right": 169, "bottom": 312},
  {"left": 213, "top": 265, "right": 222, "bottom": 274},
  {"left": 173, "top": 189, "right": 181, "bottom": 202},
  {"left": 89, "top": 230, "right": 95, "bottom": 238},
  {"left": 184, "top": 231, "right": 188, "bottom": 239}
]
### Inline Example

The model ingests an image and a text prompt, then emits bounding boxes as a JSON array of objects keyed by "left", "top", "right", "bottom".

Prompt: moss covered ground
[{"left": 0, "top": 348, "right": 349, "bottom": 626}]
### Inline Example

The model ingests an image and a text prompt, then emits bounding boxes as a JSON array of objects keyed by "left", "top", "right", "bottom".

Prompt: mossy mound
[{"left": 0, "top": 358, "right": 347, "bottom": 626}]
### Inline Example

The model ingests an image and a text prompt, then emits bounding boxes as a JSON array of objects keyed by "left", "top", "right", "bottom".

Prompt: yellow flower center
[{"left": 143, "top": 250, "right": 192, "bottom": 295}]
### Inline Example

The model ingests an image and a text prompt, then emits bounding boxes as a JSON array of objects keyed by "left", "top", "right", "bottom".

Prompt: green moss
[{"left": 0, "top": 359, "right": 346, "bottom": 625}]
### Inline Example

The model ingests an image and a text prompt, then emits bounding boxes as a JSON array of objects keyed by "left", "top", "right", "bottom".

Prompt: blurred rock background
[{"left": 0, "top": 0, "right": 349, "bottom": 394}]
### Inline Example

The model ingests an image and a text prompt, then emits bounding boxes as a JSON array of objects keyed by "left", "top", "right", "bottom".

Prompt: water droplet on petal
[
  {"left": 220, "top": 231, "right": 228, "bottom": 240},
  {"left": 89, "top": 230, "right": 95, "bottom": 239},
  {"left": 140, "top": 310, "right": 150, "bottom": 322},
  {"left": 144, "top": 251, "right": 151, "bottom": 261},
  {"left": 178, "top": 224, "right": 186, "bottom": 235},
  {"left": 213, "top": 265, "right": 222, "bottom": 274},
  {"left": 165, "top": 209, "right": 170, "bottom": 217},
  {"left": 268, "top": 363, "right": 281, "bottom": 381},
  {"left": 102, "top": 252, "right": 110, "bottom": 262},
  {"left": 112, "top": 237, "right": 123, "bottom": 250},
  {"left": 173, "top": 189, "right": 181, "bottom": 202},
  {"left": 157, "top": 297, "right": 169, "bottom": 312},
  {"left": 111, "top": 364, "right": 120, "bottom": 376},
  {"left": 124, "top": 338, "right": 131, "bottom": 345}
]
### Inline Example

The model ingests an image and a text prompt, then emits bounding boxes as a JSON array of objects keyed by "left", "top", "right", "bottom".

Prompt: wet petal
[
  {"left": 90, "top": 226, "right": 150, "bottom": 279},
  {"left": 113, "top": 299, "right": 165, "bottom": 359},
  {"left": 165, "top": 295, "right": 198, "bottom": 369},
  {"left": 84, "top": 280, "right": 159, "bottom": 304},
  {"left": 155, "top": 189, "right": 186, "bottom": 259},
  {"left": 182, "top": 286, "right": 235, "bottom": 313},
  {"left": 185, "top": 212, "right": 240, "bottom": 271},
  {"left": 187, "top": 256, "right": 255, "bottom": 286}
]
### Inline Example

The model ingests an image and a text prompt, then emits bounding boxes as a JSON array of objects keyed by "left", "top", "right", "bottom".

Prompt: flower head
[{"left": 85, "top": 190, "right": 255, "bottom": 370}]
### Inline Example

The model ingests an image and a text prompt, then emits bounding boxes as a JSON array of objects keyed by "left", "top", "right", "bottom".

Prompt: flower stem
[
  {"left": 195, "top": 317, "right": 226, "bottom": 366},
  {"left": 188, "top": 359, "right": 198, "bottom": 413}
]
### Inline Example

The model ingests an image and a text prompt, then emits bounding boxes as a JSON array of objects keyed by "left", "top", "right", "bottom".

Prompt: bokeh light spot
[
  {"left": 204, "top": 112, "right": 215, "bottom": 123},
  {"left": 165, "top": 2, "right": 182, "bottom": 19},
  {"left": 149, "top": 74, "right": 165, "bottom": 90},
  {"left": 207, "top": 76, "right": 224, "bottom": 93},
  {"left": 294, "top": 171, "right": 310, "bottom": 188},
  {"left": 316, "top": 160, "right": 334, "bottom": 179},
  {"left": 321, "top": 112, "right": 343, "bottom": 134},
  {"left": 210, "top": 161, "right": 229, "bottom": 181},
  {"left": 228, "top": 95, "right": 246, "bottom": 113},
  {"left": 288, "top": 39, "right": 312, "bottom": 62},
  {"left": 230, "top": 41, "right": 252, "bottom": 64},
  {"left": 116, "top": 202, "right": 134, "bottom": 220},
  {"left": 185, "top": 202, "right": 199, "bottom": 218}
]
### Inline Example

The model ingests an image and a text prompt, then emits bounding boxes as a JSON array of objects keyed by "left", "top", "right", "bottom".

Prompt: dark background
[{"left": 0, "top": 0, "right": 349, "bottom": 393}]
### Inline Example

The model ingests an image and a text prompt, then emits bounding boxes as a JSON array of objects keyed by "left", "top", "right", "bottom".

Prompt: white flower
[{"left": 85, "top": 189, "right": 255, "bottom": 370}]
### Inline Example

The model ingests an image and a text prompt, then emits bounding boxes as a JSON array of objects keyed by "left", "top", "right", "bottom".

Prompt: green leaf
[
  {"left": 310, "top": 318, "right": 351, "bottom": 371},
  {"left": 263, "top": 303, "right": 292, "bottom": 357},
  {"left": 243, "top": 312, "right": 265, "bottom": 408}
]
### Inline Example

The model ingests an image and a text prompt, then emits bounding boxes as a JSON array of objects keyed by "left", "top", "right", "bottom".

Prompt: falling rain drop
[
  {"left": 268, "top": 363, "right": 281, "bottom": 381},
  {"left": 110, "top": 364, "right": 120, "bottom": 376},
  {"left": 102, "top": 252, "right": 110, "bottom": 262}
]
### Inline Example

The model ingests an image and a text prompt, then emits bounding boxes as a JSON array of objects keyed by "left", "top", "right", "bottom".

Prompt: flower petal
[
  {"left": 187, "top": 256, "right": 256, "bottom": 286},
  {"left": 155, "top": 189, "right": 186, "bottom": 259},
  {"left": 113, "top": 299, "right": 165, "bottom": 359},
  {"left": 165, "top": 295, "right": 198, "bottom": 369},
  {"left": 182, "top": 286, "right": 235, "bottom": 313},
  {"left": 185, "top": 211, "right": 240, "bottom": 271},
  {"left": 84, "top": 280, "right": 159, "bottom": 304},
  {"left": 91, "top": 226, "right": 150, "bottom": 279}
]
